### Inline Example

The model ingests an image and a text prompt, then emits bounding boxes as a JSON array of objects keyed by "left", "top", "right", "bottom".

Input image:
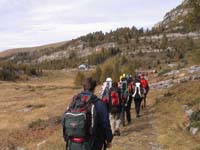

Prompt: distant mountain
[
  {"left": 0, "top": 27, "right": 138, "bottom": 63},
  {"left": 0, "top": 0, "right": 200, "bottom": 68},
  {"left": 0, "top": 41, "right": 67, "bottom": 58},
  {"left": 154, "top": 0, "right": 200, "bottom": 33}
]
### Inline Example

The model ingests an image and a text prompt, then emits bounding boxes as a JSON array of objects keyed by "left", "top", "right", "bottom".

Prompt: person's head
[
  {"left": 82, "top": 77, "right": 97, "bottom": 93},
  {"left": 112, "top": 81, "right": 118, "bottom": 88},
  {"left": 135, "top": 76, "right": 140, "bottom": 83},
  {"left": 106, "top": 77, "right": 112, "bottom": 88},
  {"left": 140, "top": 74, "right": 145, "bottom": 79},
  {"left": 106, "top": 77, "right": 112, "bottom": 82}
]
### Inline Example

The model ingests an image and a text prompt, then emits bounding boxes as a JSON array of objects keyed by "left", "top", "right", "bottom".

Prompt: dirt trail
[{"left": 111, "top": 97, "right": 162, "bottom": 150}]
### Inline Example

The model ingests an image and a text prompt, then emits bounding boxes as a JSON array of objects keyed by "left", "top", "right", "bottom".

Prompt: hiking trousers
[
  {"left": 109, "top": 112, "right": 121, "bottom": 134},
  {"left": 133, "top": 98, "right": 143, "bottom": 116},
  {"left": 125, "top": 96, "right": 132, "bottom": 123}
]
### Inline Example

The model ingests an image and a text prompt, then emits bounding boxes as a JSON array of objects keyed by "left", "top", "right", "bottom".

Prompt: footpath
[{"left": 111, "top": 94, "right": 162, "bottom": 150}]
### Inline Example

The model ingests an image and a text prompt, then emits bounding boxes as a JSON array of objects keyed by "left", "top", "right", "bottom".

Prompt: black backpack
[
  {"left": 132, "top": 82, "right": 144, "bottom": 99},
  {"left": 120, "top": 80, "right": 128, "bottom": 102},
  {"left": 62, "top": 92, "right": 97, "bottom": 141}
]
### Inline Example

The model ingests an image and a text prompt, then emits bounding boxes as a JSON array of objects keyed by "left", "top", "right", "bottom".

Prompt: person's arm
[{"left": 95, "top": 101, "right": 113, "bottom": 143}]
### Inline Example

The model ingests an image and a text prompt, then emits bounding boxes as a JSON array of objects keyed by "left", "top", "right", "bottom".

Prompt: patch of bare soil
[{"left": 111, "top": 106, "right": 162, "bottom": 150}]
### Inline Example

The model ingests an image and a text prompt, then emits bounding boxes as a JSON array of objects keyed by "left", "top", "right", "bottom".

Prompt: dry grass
[
  {"left": 154, "top": 81, "right": 200, "bottom": 150},
  {"left": 0, "top": 70, "right": 82, "bottom": 149},
  {"left": 0, "top": 41, "right": 67, "bottom": 57},
  {"left": 1, "top": 69, "right": 200, "bottom": 150}
]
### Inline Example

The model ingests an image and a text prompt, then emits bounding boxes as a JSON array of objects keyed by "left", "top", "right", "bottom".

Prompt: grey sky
[{"left": 0, "top": 0, "right": 183, "bottom": 51}]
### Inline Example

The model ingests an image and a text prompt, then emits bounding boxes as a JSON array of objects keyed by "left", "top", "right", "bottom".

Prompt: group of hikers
[{"left": 62, "top": 73, "right": 149, "bottom": 150}]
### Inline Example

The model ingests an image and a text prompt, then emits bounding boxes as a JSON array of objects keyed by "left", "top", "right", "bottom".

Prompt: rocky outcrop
[
  {"left": 150, "top": 66, "right": 200, "bottom": 89},
  {"left": 36, "top": 42, "right": 117, "bottom": 63},
  {"left": 140, "top": 32, "right": 200, "bottom": 43},
  {"left": 154, "top": 0, "right": 196, "bottom": 32}
]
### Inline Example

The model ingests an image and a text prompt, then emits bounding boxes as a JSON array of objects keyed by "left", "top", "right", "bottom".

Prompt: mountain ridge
[{"left": 0, "top": 0, "right": 199, "bottom": 65}]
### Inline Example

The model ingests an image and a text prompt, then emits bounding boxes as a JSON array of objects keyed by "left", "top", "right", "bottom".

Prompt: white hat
[{"left": 106, "top": 77, "right": 112, "bottom": 82}]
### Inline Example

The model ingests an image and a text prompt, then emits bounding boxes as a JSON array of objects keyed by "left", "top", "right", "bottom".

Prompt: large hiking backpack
[
  {"left": 128, "top": 81, "right": 134, "bottom": 94},
  {"left": 111, "top": 90, "right": 120, "bottom": 106},
  {"left": 101, "top": 86, "right": 110, "bottom": 103},
  {"left": 132, "top": 82, "right": 144, "bottom": 99},
  {"left": 63, "top": 92, "right": 97, "bottom": 139},
  {"left": 141, "top": 79, "right": 148, "bottom": 88},
  {"left": 140, "top": 79, "right": 149, "bottom": 95},
  {"left": 121, "top": 80, "right": 128, "bottom": 102}
]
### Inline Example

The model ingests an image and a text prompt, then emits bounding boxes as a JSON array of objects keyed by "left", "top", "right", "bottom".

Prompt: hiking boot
[
  {"left": 114, "top": 130, "right": 120, "bottom": 136},
  {"left": 136, "top": 114, "right": 140, "bottom": 118},
  {"left": 127, "top": 121, "right": 132, "bottom": 125}
]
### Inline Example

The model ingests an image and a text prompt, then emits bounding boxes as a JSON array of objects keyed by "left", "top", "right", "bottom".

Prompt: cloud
[{"left": 0, "top": 0, "right": 183, "bottom": 51}]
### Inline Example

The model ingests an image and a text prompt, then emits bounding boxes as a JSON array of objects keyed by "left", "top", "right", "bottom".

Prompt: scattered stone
[
  {"left": 185, "top": 109, "right": 194, "bottom": 117},
  {"left": 16, "top": 107, "right": 33, "bottom": 113},
  {"left": 182, "top": 105, "right": 189, "bottom": 110},
  {"left": 150, "top": 69, "right": 200, "bottom": 89},
  {"left": 190, "top": 127, "right": 199, "bottom": 135},
  {"left": 16, "top": 147, "right": 26, "bottom": 150},
  {"left": 37, "top": 140, "right": 47, "bottom": 150},
  {"left": 16, "top": 104, "right": 45, "bottom": 113}
]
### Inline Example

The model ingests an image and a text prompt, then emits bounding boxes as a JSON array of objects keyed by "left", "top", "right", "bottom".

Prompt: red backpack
[
  {"left": 111, "top": 91, "right": 120, "bottom": 106},
  {"left": 101, "top": 87, "right": 109, "bottom": 103},
  {"left": 128, "top": 81, "right": 134, "bottom": 94},
  {"left": 141, "top": 79, "right": 148, "bottom": 89}
]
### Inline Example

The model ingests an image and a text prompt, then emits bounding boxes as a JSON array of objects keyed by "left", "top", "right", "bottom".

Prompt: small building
[{"left": 78, "top": 64, "right": 89, "bottom": 70}]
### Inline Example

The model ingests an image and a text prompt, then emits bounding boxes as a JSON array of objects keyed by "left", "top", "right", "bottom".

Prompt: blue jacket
[
  {"left": 62, "top": 91, "right": 113, "bottom": 150},
  {"left": 93, "top": 99, "right": 113, "bottom": 149}
]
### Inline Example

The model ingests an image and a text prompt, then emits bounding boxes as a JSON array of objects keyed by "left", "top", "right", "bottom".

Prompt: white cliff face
[
  {"left": 140, "top": 32, "right": 200, "bottom": 43},
  {"left": 36, "top": 42, "right": 117, "bottom": 63},
  {"left": 154, "top": 0, "right": 193, "bottom": 31},
  {"left": 162, "top": 8, "right": 192, "bottom": 27},
  {"left": 37, "top": 51, "right": 69, "bottom": 63}
]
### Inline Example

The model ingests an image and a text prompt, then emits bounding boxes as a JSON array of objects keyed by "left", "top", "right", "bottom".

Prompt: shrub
[
  {"left": 188, "top": 110, "right": 200, "bottom": 129},
  {"left": 29, "top": 119, "right": 45, "bottom": 128},
  {"left": 158, "top": 69, "right": 171, "bottom": 76},
  {"left": 74, "top": 72, "right": 85, "bottom": 86},
  {"left": 164, "top": 91, "right": 174, "bottom": 97}
]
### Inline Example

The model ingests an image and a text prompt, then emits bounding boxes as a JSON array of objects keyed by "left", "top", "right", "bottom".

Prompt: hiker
[
  {"left": 62, "top": 77, "right": 113, "bottom": 150},
  {"left": 109, "top": 81, "right": 122, "bottom": 136},
  {"left": 119, "top": 74, "right": 129, "bottom": 126},
  {"left": 132, "top": 77, "right": 144, "bottom": 118},
  {"left": 100, "top": 77, "right": 112, "bottom": 111},
  {"left": 125, "top": 75, "right": 134, "bottom": 124},
  {"left": 140, "top": 74, "right": 149, "bottom": 108}
]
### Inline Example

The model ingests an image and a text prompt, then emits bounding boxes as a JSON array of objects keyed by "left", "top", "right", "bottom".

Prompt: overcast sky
[{"left": 0, "top": 0, "right": 183, "bottom": 51}]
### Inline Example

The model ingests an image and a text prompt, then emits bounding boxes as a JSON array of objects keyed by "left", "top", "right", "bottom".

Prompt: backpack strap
[{"left": 132, "top": 82, "right": 142, "bottom": 97}]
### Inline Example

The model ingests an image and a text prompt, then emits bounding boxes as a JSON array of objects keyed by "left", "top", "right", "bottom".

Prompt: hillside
[
  {"left": 0, "top": 65, "right": 199, "bottom": 150},
  {"left": 154, "top": 0, "right": 200, "bottom": 33},
  {"left": 0, "top": 41, "right": 67, "bottom": 58},
  {"left": 0, "top": 0, "right": 199, "bottom": 72}
]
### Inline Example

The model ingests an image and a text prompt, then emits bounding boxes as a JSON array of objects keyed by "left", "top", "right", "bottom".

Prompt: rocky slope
[{"left": 154, "top": 0, "right": 200, "bottom": 32}]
